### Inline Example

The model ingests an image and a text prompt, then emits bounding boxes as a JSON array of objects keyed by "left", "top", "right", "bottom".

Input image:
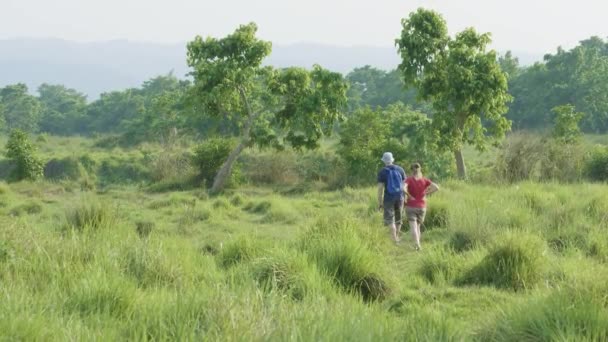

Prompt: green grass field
[{"left": 1, "top": 175, "right": 608, "bottom": 340}]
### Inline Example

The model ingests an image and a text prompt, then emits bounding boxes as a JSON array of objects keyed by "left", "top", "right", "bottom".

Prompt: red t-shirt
[{"left": 405, "top": 176, "right": 432, "bottom": 208}]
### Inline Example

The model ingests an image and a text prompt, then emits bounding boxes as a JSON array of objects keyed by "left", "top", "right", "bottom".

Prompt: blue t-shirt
[{"left": 377, "top": 165, "right": 406, "bottom": 202}]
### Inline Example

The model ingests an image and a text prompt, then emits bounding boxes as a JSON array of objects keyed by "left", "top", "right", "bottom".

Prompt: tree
[
  {"left": 5, "top": 129, "right": 43, "bottom": 181},
  {"left": 498, "top": 51, "right": 521, "bottom": 80},
  {"left": 37, "top": 84, "right": 88, "bottom": 135},
  {"left": 0, "top": 84, "right": 42, "bottom": 132},
  {"left": 86, "top": 89, "right": 144, "bottom": 133},
  {"left": 187, "top": 23, "right": 348, "bottom": 193},
  {"left": 507, "top": 37, "right": 608, "bottom": 132},
  {"left": 345, "top": 66, "right": 423, "bottom": 112},
  {"left": 396, "top": 8, "right": 512, "bottom": 179},
  {"left": 552, "top": 104, "right": 584, "bottom": 143}
]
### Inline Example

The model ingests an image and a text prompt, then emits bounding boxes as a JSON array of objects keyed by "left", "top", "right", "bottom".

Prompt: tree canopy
[
  {"left": 186, "top": 23, "right": 348, "bottom": 192},
  {"left": 396, "top": 8, "right": 511, "bottom": 178}
]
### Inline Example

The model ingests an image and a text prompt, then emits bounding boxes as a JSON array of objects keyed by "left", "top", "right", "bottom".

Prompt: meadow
[{"left": 1, "top": 135, "right": 608, "bottom": 341}]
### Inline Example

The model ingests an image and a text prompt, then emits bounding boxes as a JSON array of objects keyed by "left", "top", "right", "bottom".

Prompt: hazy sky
[{"left": 1, "top": 0, "right": 606, "bottom": 53}]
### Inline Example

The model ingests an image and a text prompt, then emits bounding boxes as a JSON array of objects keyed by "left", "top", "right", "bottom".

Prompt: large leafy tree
[
  {"left": 37, "top": 84, "right": 88, "bottom": 135},
  {"left": 396, "top": 8, "right": 511, "bottom": 178},
  {"left": 0, "top": 84, "right": 42, "bottom": 133},
  {"left": 187, "top": 23, "right": 348, "bottom": 193}
]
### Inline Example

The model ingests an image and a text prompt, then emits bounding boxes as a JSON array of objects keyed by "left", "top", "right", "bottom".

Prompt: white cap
[{"left": 381, "top": 152, "right": 394, "bottom": 164}]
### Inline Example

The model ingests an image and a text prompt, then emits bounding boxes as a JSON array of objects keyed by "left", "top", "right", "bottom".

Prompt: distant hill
[{"left": 0, "top": 38, "right": 541, "bottom": 100}]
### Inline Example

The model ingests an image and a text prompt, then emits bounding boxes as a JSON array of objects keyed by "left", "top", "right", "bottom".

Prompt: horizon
[{"left": 2, "top": 0, "right": 608, "bottom": 55}]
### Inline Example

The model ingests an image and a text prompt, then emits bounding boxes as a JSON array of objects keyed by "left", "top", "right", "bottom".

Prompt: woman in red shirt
[{"left": 404, "top": 163, "right": 439, "bottom": 251}]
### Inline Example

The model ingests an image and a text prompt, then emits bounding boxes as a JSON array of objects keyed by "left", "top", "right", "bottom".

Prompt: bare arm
[
  {"left": 377, "top": 183, "right": 384, "bottom": 209},
  {"left": 425, "top": 182, "right": 440, "bottom": 196},
  {"left": 404, "top": 182, "right": 413, "bottom": 200}
]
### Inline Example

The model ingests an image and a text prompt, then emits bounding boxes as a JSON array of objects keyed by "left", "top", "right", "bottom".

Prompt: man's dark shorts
[{"left": 383, "top": 199, "right": 404, "bottom": 226}]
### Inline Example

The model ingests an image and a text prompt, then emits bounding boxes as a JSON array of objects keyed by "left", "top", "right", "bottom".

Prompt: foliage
[
  {"left": 552, "top": 104, "right": 584, "bottom": 143},
  {"left": 186, "top": 23, "right": 348, "bottom": 192},
  {"left": 345, "top": 66, "right": 426, "bottom": 112},
  {"left": 192, "top": 137, "right": 238, "bottom": 188},
  {"left": 0, "top": 83, "right": 42, "bottom": 132},
  {"left": 585, "top": 145, "right": 608, "bottom": 181},
  {"left": 86, "top": 89, "right": 144, "bottom": 133},
  {"left": 338, "top": 103, "right": 452, "bottom": 184},
  {"left": 396, "top": 8, "right": 512, "bottom": 178},
  {"left": 37, "top": 84, "right": 88, "bottom": 135},
  {"left": 508, "top": 36, "right": 608, "bottom": 133},
  {"left": 495, "top": 132, "right": 590, "bottom": 183},
  {"left": 460, "top": 233, "right": 547, "bottom": 291},
  {"left": 4, "top": 129, "right": 44, "bottom": 181}
]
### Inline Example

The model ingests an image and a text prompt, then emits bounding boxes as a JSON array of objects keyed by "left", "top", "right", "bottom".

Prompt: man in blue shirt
[{"left": 377, "top": 152, "right": 407, "bottom": 243}]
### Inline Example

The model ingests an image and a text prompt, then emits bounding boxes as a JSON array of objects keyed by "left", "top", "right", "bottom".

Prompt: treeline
[
  {"left": 1, "top": 36, "right": 607, "bottom": 139},
  {"left": 347, "top": 36, "right": 608, "bottom": 133}
]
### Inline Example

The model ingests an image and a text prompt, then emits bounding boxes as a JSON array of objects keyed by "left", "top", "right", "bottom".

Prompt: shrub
[
  {"left": 448, "top": 231, "right": 475, "bottom": 252},
  {"left": 4, "top": 129, "right": 43, "bottom": 181},
  {"left": 585, "top": 145, "right": 608, "bottom": 181},
  {"left": 64, "top": 200, "right": 116, "bottom": 231},
  {"left": 423, "top": 201, "right": 449, "bottom": 229},
  {"left": 192, "top": 137, "right": 238, "bottom": 188},
  {"left": 148, "top": 150, "right": 194, "bottom": 183},
  {"left": 122, "top": 246, "right": 181, "bottom": 288},
  {"left": 494, "top": 133, "right": 544, "bottom": 182},
  {"left": 495, "top": 133, "right": 588, "bottom": 183},
  {"left": 242, "top": 151, "right": 299, "bottom": 186},
  {"left": 217, "top": 236, "right": 265, "bottom": 269},
  {"left": 64, "top": 271, "right": 135, "bottom": 317},
  {"left": 477, "top": 288, "right": 608, "bottom": 341},
  {"left": 251, "top": 250, "right": 327, "bottom": 300},
  {"left": 418, "top": 248, "right": 466, "bottom": 285},
  {"left": 303, "top": 225, "right": 391, "bottom": 302},
  {"left": 97, "top": 157, "right": 150, "bottom": 185},
  {"left": 459, "top": 233, "right": 546, "bottom": 291},
  {"left": 43, "top": 157, "right": 86, "bottom": 181},
  {"left": 9, "top": 201, "right": 43, "bottom": 216},
  {"left": 135, "top": 221, "right": 155, "bottom": 239}
]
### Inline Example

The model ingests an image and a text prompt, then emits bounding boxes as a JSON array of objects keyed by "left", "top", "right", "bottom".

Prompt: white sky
[{"left": 1, "top": 0, "right": 606, "bottom": 53}]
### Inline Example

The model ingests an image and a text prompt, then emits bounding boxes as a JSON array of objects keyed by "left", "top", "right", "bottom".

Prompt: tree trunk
[
  {"left": 454, "top": 149, "right": 467, "bottom": 180},
  {"left": 209, "top": 87, "right": 257, "bottom": 194},
  {"left": 209, "top": 137, "right": 248, "bottom": 194}
]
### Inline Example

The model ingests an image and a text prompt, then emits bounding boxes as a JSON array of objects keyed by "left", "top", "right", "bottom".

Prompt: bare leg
[
  {"left": 390, "top": 223, "right": 399, "bottom": 242},
  {"left": 409, "top": 220, "right": 421, "bottom": 249}
]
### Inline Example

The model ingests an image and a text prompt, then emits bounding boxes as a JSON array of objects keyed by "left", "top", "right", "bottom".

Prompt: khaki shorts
[
  {"left": 383, "top": 199, "right": 404, "bottom": 226},
  {"left": 406, "top": 207, "right": 426, "bottom": 224}
]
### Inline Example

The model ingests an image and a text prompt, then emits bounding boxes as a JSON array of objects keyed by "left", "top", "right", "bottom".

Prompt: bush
[
  {"left": 495, "top": 133, "right": 589, "bottom": 183},
  {"left": 43, "top": 157, "right": 87, "bottom": 181},
  {"left": 418, "top": 248, "right": 466, "bottom": 285},
  {"left": 477, "top": 288, "right": 608, "bottom": 341},
  {"left": 4, "top": 129, "right": 44, "bottom": 181},
  {"left": 242, "top": 151, "right": 299, "bottom": 186},
  {"left": 64, "top": 200, "right": 116, "bottom": 231},
  {"left": 251, "top": 250, "right": 327, "bottom": 300},
  {"left": 301, "top": 222, "right": 391, "bottom": 302},
  {"left": 585, "top": 145, "right": 608, "bottom": 181},
  {"left": 217, "top": 236, "right": 265, "bottom": 269},
  {"left": 192, "top": 137, "right": 238, "bottom": 188},
  {"left": 97, "top": 157, "right": 150, "bottom": 185},
  {"left": 423, "top": 201, "right": 449, "bottom": 229},
  {"left": 135, "top": 221, "right": 155, "bottom": 239},
  {"left": 459, "top": 233, "right": 546, "bottom": 291},
  {"left": 9, "top": 201, "right": 43, "bottom": 216},
  {"left": 64, "top": 271, "right": 135, "bottom": 317},
  {"left": 122, "top": 245, "right": 181, "bottom": 288}
]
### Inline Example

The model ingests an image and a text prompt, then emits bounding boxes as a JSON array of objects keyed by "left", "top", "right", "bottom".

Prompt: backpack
[{"left": 385, "top": 166, "right": 404, "bottom": 196}]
